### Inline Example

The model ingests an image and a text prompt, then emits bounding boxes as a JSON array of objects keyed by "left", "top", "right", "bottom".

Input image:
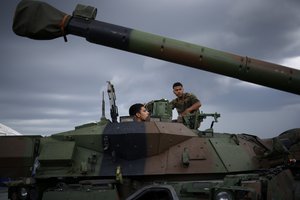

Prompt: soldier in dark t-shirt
[{"left": 170, "top": 82, "right": 201, "bottom": 129}]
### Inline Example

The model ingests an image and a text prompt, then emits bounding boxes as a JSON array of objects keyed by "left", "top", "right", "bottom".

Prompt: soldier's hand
[{"left": 181, "top": 110, "right": 189, "bottom": 116}]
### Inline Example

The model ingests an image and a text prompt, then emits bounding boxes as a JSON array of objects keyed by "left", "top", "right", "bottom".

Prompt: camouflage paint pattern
[
  {"left": 12, "top": 0, "right": 300, "bottom": 95},
  {"left": 3, "top": 1, "right": 300, "bottom": 199},
  {"left": 0, "top": 121, "right": 279, "bottom": 179},
  {"left": 0, "top": 136, "right": 41, "bottom": 177}
]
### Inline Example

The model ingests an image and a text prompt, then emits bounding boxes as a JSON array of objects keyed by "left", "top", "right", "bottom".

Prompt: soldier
[
  {"left": 129, "top": 103, "right": 149, "bottom": 122},
  {"left": 170, "top": 82, "right": 201, "bottom": 129}
]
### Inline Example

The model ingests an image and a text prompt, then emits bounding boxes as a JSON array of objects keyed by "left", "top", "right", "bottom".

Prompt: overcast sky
[{"left": 1, "top": 0, "right": 299, "bottom": 138}]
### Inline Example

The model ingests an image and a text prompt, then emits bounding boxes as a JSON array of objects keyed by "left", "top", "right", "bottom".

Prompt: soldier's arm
[
  {"left": 170, "top": 99, "right": 176, "bottom": 109},
  {"left": 181, "top": 94, "right": 201, "bottom": 116},
  {"left": 181, "top": 101, "right": 201, "bottom": 116}
]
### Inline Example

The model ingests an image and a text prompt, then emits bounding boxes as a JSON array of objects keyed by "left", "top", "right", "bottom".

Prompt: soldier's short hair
[
  {"left": 129, "top": 103, "right": 144, "bottom": 116},
  {"left": 173, "top": 82, "right": 183, "bottom": 88}
]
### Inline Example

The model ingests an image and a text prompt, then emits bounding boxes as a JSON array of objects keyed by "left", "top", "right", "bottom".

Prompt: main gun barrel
[{"left": 13, "top": 1, "right": 300, "bottom": 95}]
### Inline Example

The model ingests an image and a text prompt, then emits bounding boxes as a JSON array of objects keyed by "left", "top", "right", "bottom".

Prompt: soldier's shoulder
[
  {"left": 185, "top": 93, "right": 196, "bottom": 97},
  {"left": 170, "top": 98, "right": 176, "bottom": 103},
  {"left": 185, "top": 93, "right": 199, "bottom": 101}
]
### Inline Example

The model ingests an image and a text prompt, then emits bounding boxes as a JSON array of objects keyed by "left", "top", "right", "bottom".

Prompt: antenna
[{"left": 101, "top": 91, "right": 106, "bottom": 120}]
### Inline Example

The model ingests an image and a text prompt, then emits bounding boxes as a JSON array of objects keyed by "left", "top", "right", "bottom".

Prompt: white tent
[{"left": 0, "top": 123, "right": 22, "bottom": 136}]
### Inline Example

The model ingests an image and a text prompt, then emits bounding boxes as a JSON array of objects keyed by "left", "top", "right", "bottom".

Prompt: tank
[{"left": 0, "top": 1, "right": 299, "bottom": 199}]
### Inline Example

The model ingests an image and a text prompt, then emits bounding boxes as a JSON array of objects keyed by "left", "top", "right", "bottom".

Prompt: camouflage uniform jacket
[{"left": 170, "top": 93, "right": 200, "bottom": 114}]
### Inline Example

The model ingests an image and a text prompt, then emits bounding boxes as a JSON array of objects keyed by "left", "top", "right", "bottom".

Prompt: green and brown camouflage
[
  {"left": 1, "top": 118, "right": 299, "bottom": 199},
  {"left": 0, "top": 1, "right": 299, "bottom": 199},
  {"left": 12, "top": 1, "right": 300, "bottom": 95},
  {"left": 170, "top": 93, "right": 201, "bottom": 129}
]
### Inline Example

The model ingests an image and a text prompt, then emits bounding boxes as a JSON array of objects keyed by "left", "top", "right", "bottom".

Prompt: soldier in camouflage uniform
[{"left": 170, "top": 82, "right": 201, "bottom": 129}]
